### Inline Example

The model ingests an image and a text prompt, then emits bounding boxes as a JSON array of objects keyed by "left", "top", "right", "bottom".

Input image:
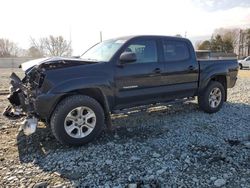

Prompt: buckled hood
[{"left": 20, "top": 57, "right": 95, "bottom": 72}]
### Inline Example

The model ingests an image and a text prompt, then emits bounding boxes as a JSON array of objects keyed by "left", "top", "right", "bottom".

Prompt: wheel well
[
  {"left": 72, "top": 88, "right": 109, "bottom": 113},
  {"left": 47, "top": 88, "right": 110, "bottom": 127},
  {"left": 210, "top": 75, "right": 227, "bottom": 101}
]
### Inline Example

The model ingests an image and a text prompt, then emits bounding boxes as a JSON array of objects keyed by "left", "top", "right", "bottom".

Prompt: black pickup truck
[{"left": 4, "top": 35, "right": 238, "bottom": 146}]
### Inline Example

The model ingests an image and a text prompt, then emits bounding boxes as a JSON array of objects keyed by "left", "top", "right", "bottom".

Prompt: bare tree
[
  {"left": 17, "top": 48, "right": 28, "bottom": 57},
  {"left": 30, "top": 35, "right": 72, "bottom": 57},
  {"left": 30, "top": 37, "right": 46, "bottom": 57},
  {"left": 27, "top": 46, "right": 43, "bottom": 58},
  {"left": 0, "top": 38, "right": 19, "bottom": 57},
  {"left": 246, "top": 29, "right": 250, "bottom": 56}
]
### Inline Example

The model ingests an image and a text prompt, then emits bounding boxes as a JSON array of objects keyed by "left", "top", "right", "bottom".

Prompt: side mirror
[{"left": 119, "top": 52, "right": 137, "bottom": 63}]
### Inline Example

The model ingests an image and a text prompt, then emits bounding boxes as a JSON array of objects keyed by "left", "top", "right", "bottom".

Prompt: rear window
[{"left": 163, "top": 40, "right": 190, "bottom": 61}]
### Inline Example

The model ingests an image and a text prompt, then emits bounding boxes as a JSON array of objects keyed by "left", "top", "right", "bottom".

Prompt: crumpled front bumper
[
  {"left": 2, "top": 72, "right": 38, "bottom": 135},
  {"left": 4, "top": 79, "right": 21, "bottom": 116},
  {"left": 3, "top": 72, "right": 63, "bottom": 136},
  {"left": 3, "top": 73, "right": 30, "bottom": 117}
]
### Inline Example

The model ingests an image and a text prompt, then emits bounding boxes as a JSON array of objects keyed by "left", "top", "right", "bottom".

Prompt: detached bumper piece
[
  {"left": 21, "top": 117, "right": 38, "bottom": 136},
  {"left": 2, "top": 105, "right": 25, "bottom": 119}
]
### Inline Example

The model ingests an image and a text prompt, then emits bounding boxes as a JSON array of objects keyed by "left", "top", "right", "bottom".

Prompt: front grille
[{"left": 32, "top": 72, "right": 45, "bottom": 88}]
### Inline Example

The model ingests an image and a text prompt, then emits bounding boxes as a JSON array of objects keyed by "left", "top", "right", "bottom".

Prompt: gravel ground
[{"left": 0, "top": 69, "right": 249, "bottom": 187}]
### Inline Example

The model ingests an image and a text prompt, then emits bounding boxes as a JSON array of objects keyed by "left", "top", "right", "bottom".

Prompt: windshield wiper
[{"left": 81, "top": 58, "right": 99, "bottom": 62}]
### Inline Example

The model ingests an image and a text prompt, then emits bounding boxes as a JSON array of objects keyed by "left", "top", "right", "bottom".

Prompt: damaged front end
[
  {"left": 3, "top": 69, "right": 44, "bottom": 136},
  {"left": 3, "top": 57, "right": 92, "bottom": 136}
]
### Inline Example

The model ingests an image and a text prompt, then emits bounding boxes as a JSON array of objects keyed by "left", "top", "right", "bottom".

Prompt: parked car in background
[{"left": 238, "top": 56, "right": 250, "bottom": 69}]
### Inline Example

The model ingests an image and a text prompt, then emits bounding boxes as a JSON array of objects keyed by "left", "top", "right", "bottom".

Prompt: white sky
[{"left": 1, "top": 0, "right": 250, "bottom": 55}]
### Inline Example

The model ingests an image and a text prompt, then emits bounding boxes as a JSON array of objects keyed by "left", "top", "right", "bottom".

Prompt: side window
[
  {"left": 124, "top": 40, "right": 157, "bottom": 63},
  {"left": 246, "top": 57, "right": 250, "bottom": 61},
  {"left": 163, "top": 40, "right": 190, "bottom": 61}
]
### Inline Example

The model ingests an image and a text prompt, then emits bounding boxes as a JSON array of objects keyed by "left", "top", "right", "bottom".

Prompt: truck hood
[{"left": 20, "top": 57, "right": 95, "bottom": 71}]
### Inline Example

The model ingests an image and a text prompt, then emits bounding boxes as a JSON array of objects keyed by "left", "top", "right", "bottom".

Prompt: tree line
[
  {"left": 196, "top": 28, "right": 250, "bottom": 57},
  {"left": 0, "top": 35, "right": 72, "bottom": 58},
  {"left": 2, "top": 29, "right": 250, "bottom": 58}
]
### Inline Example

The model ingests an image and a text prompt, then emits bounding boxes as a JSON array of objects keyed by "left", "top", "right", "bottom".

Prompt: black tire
[
  {"left": 198, "top": 81, "right": 225, "bottom": 114},
  {"left": 50, "top": 95, "right": 104, "bottom": 146},
  {"left": 239, "top": 64, "right": 243, "bottom": 70}
]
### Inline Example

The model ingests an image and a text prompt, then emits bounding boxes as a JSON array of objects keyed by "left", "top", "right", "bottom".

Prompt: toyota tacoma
[{"left": 3, "top": 35, "right": 238, "bottom": 146}]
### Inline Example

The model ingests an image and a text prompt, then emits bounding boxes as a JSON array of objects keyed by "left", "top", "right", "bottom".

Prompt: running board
[{"left": 112, "top": 97, "right": 195, "bottom": 115}]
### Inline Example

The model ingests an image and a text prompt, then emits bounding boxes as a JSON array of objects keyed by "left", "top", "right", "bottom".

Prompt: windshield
[
  {"left": 81, "top": 39, "right": 126, "bottom": 62},
  {"left": 245, "top": 56, "right": 250, "bottom": 61}
]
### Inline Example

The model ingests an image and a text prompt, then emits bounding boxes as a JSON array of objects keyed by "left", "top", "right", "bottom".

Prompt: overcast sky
[{"left": 1, "top": 0, "right": 250, "bottom": 55}]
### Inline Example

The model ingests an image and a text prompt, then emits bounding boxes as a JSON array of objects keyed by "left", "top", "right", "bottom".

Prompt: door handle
[
  {"left": 188, "top": 65, "right": 195, "bottom": 71},
  {"left": 153, "top": 68, "right": 161, "bottom": 74}
]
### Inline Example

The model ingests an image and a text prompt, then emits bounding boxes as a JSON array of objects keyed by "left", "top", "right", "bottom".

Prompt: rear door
[
  {"left": 160, "top": 39, "right": 199, "bottom": 99},
  {"left": 114, "top": 38, "right": 164, "bottom": 108}
]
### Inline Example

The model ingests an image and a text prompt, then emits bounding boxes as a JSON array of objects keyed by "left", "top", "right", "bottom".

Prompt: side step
[{"left": 112, "top": 97, "right": 195, "bottom": 115}]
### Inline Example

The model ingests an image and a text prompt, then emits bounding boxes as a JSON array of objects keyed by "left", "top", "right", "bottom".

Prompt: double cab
[{"left": 4, "top": 35, "right": 238, "bottom": 146}]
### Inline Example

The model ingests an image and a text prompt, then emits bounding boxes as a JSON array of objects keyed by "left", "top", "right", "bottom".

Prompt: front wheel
[
  {"left": 198, "top": 81, "right": 225, "bottom": 114},
  {"left": 50, "top": 95, "right": 104, "bottom": 146}
]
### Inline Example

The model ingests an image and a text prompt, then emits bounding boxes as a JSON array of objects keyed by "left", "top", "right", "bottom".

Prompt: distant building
[{"left": 233, "top": 29, "right": 250, "bottom": 58}]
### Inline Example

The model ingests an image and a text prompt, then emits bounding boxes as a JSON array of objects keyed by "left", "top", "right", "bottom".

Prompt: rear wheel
[
  {"left": 198, "top": 81, "right": 225, "bottom": 113},
  {"left": 50, "top": 95, "right": 104, "bottom": 146}
]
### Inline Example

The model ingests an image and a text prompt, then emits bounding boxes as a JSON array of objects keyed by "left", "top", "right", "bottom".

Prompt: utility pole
[
  {"left": 69, "top": 25, "right": 72, "bottom": 56},
  {"left": 100, "top": 31, "right": 102, "bottom": 42},
  {"left": 239, "top": 30, "right": 242, "bottom": 57},
  {"left": 69, "top": 25, "right": 72, "bottom": 44}
]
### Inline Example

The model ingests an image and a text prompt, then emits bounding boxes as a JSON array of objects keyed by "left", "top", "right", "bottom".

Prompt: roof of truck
[{"left": 111, "top": 35, "right": 191, "bottom": 42}]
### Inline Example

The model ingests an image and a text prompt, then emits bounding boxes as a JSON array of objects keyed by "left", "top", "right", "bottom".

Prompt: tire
[
  {"left": 50, "top": 95, "right": 104, "bottom": 146},
  {"left": 239, "top": 64, "right": 243, "bottom": 70},
  {"left": 198, "top": 81, "right": 225, "bottom": 114}
]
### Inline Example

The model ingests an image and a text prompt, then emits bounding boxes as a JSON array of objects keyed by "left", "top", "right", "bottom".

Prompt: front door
[{"left": 114, "top": 39, "right": 164, "bottom": 109}]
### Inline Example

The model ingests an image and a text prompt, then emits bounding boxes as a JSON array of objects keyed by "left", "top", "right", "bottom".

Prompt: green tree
[
  {"left": 223, "top": 38, "right": 234, "bottom": 53},
  {"left": 197, "top": 28, "right": 236, "bottom": 53},
  {"left": 197, "top": 40, "right": 211, "bottom": 50},
  {"left": 210, "top": 35, "right": 223, "bottom": 52}
]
